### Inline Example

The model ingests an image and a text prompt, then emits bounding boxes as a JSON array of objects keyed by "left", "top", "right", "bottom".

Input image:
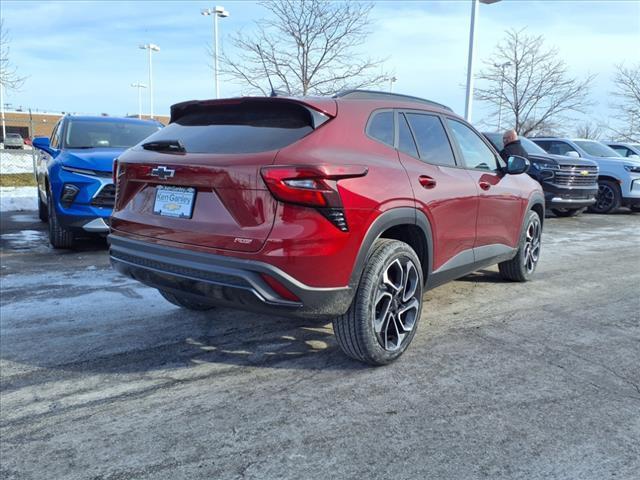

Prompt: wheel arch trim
[{"left": 348, "top": 207, "right": 433, "bottom": 289}]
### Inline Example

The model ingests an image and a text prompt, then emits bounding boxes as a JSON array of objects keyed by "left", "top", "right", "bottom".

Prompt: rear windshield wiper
[{"left": 142, "top": 139, "right": 186, "bottom": 154}]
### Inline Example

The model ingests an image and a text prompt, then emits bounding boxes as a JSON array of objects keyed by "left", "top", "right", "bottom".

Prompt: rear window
[{"left": 141, "top": 102, "right": 315, "bottom": 154}]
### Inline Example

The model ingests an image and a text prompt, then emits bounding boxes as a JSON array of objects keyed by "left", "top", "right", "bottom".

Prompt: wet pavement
[{"left": 1, "top": 209, "right": 639, "bottom": 479}]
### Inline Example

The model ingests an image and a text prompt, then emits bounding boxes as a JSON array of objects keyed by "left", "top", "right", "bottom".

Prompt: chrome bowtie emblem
[{"left": 150, "top": 166, "right": 175, "bottom": 180}]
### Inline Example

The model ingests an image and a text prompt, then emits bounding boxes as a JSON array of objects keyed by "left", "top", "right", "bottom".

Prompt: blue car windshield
[{"left": 64, "top": 120, "right": 161, "bottom": 149}]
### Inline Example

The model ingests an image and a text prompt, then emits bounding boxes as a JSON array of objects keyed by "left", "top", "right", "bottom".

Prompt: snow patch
[
  {"left": 1, "top": 229, "right": 48, "bottom": 249},
  {"left": 1, "top": 187, "right": 37, "bottom": 212}
]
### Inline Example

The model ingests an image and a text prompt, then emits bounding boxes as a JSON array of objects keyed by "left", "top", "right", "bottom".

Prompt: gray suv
[{"left": 532, "top": 137, "right": 640, "bottom": 213}]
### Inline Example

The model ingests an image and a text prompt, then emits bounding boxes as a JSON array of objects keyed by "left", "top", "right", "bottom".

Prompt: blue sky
[{"left": 2, "top": 0, "right": 639, "bottom": 129}]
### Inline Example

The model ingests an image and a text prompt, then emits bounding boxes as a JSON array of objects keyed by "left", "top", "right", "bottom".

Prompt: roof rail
[{"left": 333, "top": 89, "right": 453, "bottom": 112}]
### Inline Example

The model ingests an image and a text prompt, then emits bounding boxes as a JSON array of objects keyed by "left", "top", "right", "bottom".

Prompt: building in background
[{"left": 1, "top": 110, "right": 169, "bottom": 142}]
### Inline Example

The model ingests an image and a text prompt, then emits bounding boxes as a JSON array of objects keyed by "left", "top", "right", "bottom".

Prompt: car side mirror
[
  {"left": 32, "top": 136, "right": 53, "bottom": 154},
  {"left": 628, "top": 154, "right": 640, "bottom": 159},
  {"left": 565, "top": 151, "right": 580, "bottom": 158},
  {"left": 506, "top": 155, "right": 530, "bottom": 175}
]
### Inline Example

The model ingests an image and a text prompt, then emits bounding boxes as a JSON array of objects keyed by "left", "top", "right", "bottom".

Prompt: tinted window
[
  {"left": 446, "top": 119, "right": 498, "bottom": 171},
  {"left": 65, "top": 120, "right": 161, "bottom": 149},
  {"left": 398, "top": 113, "right": 418, "bottom": 157},
  {"left": 533, "top": 140, "right": 551, "bottom": 151},
  {"left": 546, "top": 141, "right": 576, "bottom": 156},
  {"left": 406, "top": 113, "right": 456, "bottom": 166},
  {"left": 143, "top": 103, "right": 315, "bottom": 154},
  {"left": 368, "top": 111, "right": 394, "bottom": 146}
]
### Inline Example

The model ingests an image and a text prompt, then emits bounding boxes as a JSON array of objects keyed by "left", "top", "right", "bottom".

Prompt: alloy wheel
[
  {"left": 523, "top": 217, "right": 541, "bottom": 273},
  {"left": 595, "top": 183, "right": 615, "bottom": 212},
  {"left": 372, "top": 258, "right": 421, "bottom": 352}
]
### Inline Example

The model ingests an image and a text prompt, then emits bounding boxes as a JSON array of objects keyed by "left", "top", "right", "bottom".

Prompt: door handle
[
  {"left": 419, "top": 175, "right": 437, "bottom": 189},
  {"left": 479, "top": 181, "right": 491, "bottom": 191}
]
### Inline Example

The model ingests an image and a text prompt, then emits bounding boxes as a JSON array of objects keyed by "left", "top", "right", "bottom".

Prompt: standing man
[{"left": 500, "top": 129, "right": 529, "bottom": 162}]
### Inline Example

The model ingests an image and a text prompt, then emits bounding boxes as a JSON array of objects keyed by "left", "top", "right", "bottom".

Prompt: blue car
[{"left": 33, "top": 115, "right": 162, "bottom": 248}]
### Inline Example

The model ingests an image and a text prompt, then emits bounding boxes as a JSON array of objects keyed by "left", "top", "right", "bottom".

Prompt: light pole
[
  {"left": 201, "top": 6, "right": 230, "bottom": 99},
  {"left": 139, "top": 43, "right": 160, "bottom": 118},
  {"left": 389, "top": 76, "right": 397, "bottom": 93},
  {"left": 464, "top": 0, "right": 501, "bottom": 122},
  {"left": 494, "top": 61, "right": 511, "bottom": 131},
  {"left": 131, "top": 82, "right": 147, "bottom": 119},
  {"left": 0, "top": 82, "right": 5, "bottom": 142}
]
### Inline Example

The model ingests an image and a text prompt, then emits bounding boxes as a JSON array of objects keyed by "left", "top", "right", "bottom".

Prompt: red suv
[{"left": 110, "top": 90, "right": 544, "bottom": 365}]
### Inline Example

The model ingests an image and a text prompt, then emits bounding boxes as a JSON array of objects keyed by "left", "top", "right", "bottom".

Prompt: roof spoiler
[{"left": 169, "top": 97, "right": 335, "bottom": 129}]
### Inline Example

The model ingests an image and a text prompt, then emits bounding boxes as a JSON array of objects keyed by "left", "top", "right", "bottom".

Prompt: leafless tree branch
[
  {"left": 215, "top": 0, "right": 390, "bottom": 96},
  {"left": 0, "top": 20, "right": 27, "bottom": 91},
  {"left": 475, "top": 29, "right": 594, "bottom": 137},
  {"left": 608, "top": 63, "right": 640, "bottom": 142}
]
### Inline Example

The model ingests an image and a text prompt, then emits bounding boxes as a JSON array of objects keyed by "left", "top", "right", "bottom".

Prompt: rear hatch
[{"left": 111, "top": 97, "right": 335, "bottom": 252}]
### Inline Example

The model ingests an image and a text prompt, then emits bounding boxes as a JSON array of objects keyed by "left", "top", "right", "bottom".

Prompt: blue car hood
[{"left": 61, "top": 148, "right": 127, "bottom": 173}]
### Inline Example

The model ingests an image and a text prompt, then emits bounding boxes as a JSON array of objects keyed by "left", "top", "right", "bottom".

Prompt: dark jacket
[{"left": 500, "top": 139, "right": 529, "bottom": 162}]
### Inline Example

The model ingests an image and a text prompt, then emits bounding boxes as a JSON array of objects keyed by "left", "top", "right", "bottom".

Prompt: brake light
[
  {"left": 261, "top": 165, "right": 367, "bottom": 208},
  {"left": 260, "top": 165, "right": 367, "bottom": 231}
]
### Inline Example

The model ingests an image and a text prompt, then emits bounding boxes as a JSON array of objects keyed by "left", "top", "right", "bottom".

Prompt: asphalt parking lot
[{"left": 1, "top": 209, "right": 639, "bottom": 480}]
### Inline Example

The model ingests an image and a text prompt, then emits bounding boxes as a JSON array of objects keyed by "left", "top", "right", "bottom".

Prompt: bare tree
[
  {"left": 0, "top": 19, "right": 26, "bottom": 91},
  {"left": 608, "top": 63, "right": 640, "bottom": 142},
  {"left": 476, "top": 29, "right": 594, "bottom": 136},
  {"left": 575, "top": 122, "right": 604, "bottom": 140},
  {"left": 218, "top": 0, "right": 389, "bottom": 96}
]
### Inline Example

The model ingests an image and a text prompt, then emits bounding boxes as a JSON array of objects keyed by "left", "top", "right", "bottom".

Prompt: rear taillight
[{"left": 260, "top": 165, "right": 367, "bottom": 231}]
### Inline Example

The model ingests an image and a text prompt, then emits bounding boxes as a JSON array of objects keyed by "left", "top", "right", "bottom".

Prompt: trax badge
[
  {"left": 150, "top": 166, "right": 175, "bottom": 179},
  {"left": 580, "top": 170, "right": 590, "bottom": 176}
]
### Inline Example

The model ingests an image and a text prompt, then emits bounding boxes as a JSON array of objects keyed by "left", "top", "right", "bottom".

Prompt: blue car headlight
[{"left": 623, "top": 164, "right": 640, "bottom": 173}]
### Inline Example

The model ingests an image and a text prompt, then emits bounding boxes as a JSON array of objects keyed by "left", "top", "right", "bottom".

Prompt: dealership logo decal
[{"left": 150, "top": 166, "right": 175, "bottom": 179}]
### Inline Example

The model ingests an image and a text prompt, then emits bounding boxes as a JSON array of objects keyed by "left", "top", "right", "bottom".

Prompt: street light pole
[
  {"left": 139, "top": 44, "right": 160, "bottom": 118},
  {"left": 131, "top": 82, "right": 148, "bottom": 119},
  {"left": 202, "top": 6, "right": 230, "bottom": 99},
  {"left": 464, "top": 0, "right": 501, "bottom": 122},
  {"left": 389, "top": 76, "right": 397, "bottom": 93},
  {"left": 0, "top": 82, "right": 5, "bottom": 142}
]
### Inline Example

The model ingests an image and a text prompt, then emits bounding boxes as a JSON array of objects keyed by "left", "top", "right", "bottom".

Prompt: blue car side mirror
[{"left": 32, "top": 137, "right": 58, "bottom": 156}]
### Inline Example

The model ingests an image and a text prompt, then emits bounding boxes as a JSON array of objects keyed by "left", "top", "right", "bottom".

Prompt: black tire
[
  {"left": 499, "top": 210, "right": 542, "bottom": 282},
  {"left": 47, "top": 191, "right": 75, "bottom": 249},
  {"left": 631, "top": 206, "right": 640, "bottom": 213},
  {"left": 589, "top": 179, "right": 621, "bottom": 214},
  {"left": 38, "top": 192, "right": 48, "bottom": 222},
  {"left": 333, "top": 239, "right": 424, "bottom": 366},
  {"left": 158, "top": 290, "right": 216, "bottom": 311},
  {"left": 551, "top": 208, "right": 583, "bottom": 218}
]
